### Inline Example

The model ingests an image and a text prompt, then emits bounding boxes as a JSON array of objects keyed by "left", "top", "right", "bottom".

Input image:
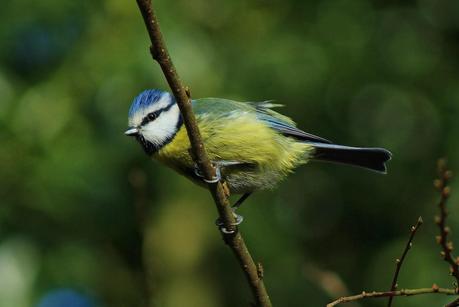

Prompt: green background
[{"left": 1, "top": 0, "right": 459, "bottom": 306}]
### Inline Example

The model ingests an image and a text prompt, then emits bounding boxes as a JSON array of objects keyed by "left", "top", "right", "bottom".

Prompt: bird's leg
[
  {"left": 215, "top": 193, "right": 252, "bottom": 234},
  {"left": 232, "top": 192, "right": 252, "bottom": 211},
  {"left": 194, "top": 161, "right": 251, "bottom": 234}
]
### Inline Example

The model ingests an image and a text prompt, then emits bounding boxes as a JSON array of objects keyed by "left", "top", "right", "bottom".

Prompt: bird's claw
[
  {"left": 194, "top": 163, "right": 222, "bottom": 184},
  {"left": 194, "top": 163, "right": 246, "bottom": 234},
  {"left": 215, "top": 210, "right": 244, "bottom": 234}
]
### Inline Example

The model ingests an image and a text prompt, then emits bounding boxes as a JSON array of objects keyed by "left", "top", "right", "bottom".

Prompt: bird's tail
[{"left": 310, "top": 143, "right": 392, "bottom": 173}]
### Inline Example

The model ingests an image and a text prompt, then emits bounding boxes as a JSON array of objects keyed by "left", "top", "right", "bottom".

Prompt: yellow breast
[
  {"left": 154, "top": 113, "right": 313, "bottom": 193},
  {"left": 156, "top": 113, "right": 312, "bottom": 170}
]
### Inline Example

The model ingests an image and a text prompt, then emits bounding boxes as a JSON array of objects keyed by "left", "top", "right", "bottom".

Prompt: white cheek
[{"left": 141, "top": 105, "right": 180, "bottom": 145}]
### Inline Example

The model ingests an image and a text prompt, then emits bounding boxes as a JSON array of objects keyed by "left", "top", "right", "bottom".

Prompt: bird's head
[{"left": 125, "top": 89, "right": 182, "bottom": 155}]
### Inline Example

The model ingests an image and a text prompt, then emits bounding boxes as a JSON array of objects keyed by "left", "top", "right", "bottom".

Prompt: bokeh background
[{"left": 2, "top": 0, "right": 459, "bottom": 306}]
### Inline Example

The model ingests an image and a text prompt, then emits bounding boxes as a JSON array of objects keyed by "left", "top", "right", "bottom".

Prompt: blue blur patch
[
  {"left": 8, "top": 17, "right": 84, "bottom": 80},
  {"left": 128, "top": 89, "right": 169, "bottom": 118},
  {"left": 36, "top": 288, "right": 97, "bottom": 307}
]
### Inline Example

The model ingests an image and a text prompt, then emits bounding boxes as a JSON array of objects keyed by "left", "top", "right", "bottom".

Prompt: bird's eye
[
  {"left": 141, "top": 111, "right": 160, "bottom": 126},
  {"left": 148, "top": 112, "right": 157, "bottom": 120}
]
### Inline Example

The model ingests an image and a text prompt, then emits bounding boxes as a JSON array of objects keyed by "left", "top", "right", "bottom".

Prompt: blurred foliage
[{"left": 1, "top": 0, "right": 459, "bottom": 306}]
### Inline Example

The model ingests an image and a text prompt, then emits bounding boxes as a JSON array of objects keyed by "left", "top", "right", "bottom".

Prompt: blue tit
[{"left": 125, "top": 89, "right": 391, "bottom": 203}]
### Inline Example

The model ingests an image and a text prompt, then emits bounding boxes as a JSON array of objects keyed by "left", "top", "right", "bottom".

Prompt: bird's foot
[
  {"left": 194, "top": 163, "right": 221, "bottom": 184},
  {"left": 215, "top": 208, "right": 244, "bottom": 234}
]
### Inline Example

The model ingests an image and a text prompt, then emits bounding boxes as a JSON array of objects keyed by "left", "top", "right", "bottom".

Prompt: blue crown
[{"left": 128, "top": 89, "right": 169, "bottom": 118}]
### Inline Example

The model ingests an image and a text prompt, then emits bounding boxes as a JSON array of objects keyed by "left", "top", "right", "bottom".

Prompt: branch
[
  {"left": 327, "top": 286, "right": 457, "bottom": 307},
  {"left": 328, "top": 216, "right": 427, "bottom": 307},
  {"left": 387, "top": 216, "right": 423, "bottom": 307},
  {"left": 134, "top": 1, "right": 272, "bottom": 306},
  {"left": 434, "top": 159, "right": 459, "bottom": 288},
  {"left": 328, "top": 160, "right": 459, "bottom": 306}
]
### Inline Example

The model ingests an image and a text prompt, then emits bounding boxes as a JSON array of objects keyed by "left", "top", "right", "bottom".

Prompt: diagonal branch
[
  {"left": 387, "top": 216, "right": 423, "bottom": 307},
  {"left": 328, "top": 159, "right": 459, "bottom": 306},
  {"left": 327, "top": 216, "right": 427, "bottom": 307},
  {"left": 134, "top": 1, "right": 272, "bottom": 306}
]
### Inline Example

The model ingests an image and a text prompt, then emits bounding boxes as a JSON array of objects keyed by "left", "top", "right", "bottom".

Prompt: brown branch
[
  {"left": 328, "top": 160, "right": 459, "bottom": 306},
  {"left": 134, "top": 1, "right": 272, "bottom": 306},
  {"left": 434, "top": 159, "right": 459, "bottom": 288},
  {"left": 387, "top": 216, "right": 423, "bottom": 307},
  {"left": 327, "top": 286, "right": 457, "bottom": 307}
]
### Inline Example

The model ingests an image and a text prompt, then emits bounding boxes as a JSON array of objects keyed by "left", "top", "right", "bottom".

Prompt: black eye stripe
[
  {"left": 140, "top": 103, "right": 175, "bottom": 126},
  {"left": 141, "top": 113, "right": 156, "bottom": 126}
]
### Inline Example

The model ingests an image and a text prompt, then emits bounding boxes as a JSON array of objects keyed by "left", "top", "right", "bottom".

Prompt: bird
[{"left": 125, "top": 89, "right": 391, "bottom": 227}]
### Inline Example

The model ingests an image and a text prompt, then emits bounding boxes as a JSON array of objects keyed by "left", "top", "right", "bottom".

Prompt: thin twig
[
  {"left": 134, "top": 1, "right": 272, "bottom": 306},
  {"left": 387, "top": 216, "right": 423, "bottom": 307},
  {"left": 434, "top": 159, "right": 459, "bottom": 288},
  {"left": 328, "top": 160, "right": 459, "bottom": 306},
  {"left": 327, "top": 286, "right": 457, "bottom": 307}
]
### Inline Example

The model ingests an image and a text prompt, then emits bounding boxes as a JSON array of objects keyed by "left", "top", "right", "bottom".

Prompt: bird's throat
[{"left": 137, "top": 115, "right": 184, "bottom": 155}]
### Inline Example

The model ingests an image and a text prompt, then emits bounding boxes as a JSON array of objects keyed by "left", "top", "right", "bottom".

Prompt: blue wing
[
  {"left": 251, "top": 101, "right": 332, "bottom": 144},
  {"left": 192, "top": 98, "right": 331, "bottom": 144}
]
